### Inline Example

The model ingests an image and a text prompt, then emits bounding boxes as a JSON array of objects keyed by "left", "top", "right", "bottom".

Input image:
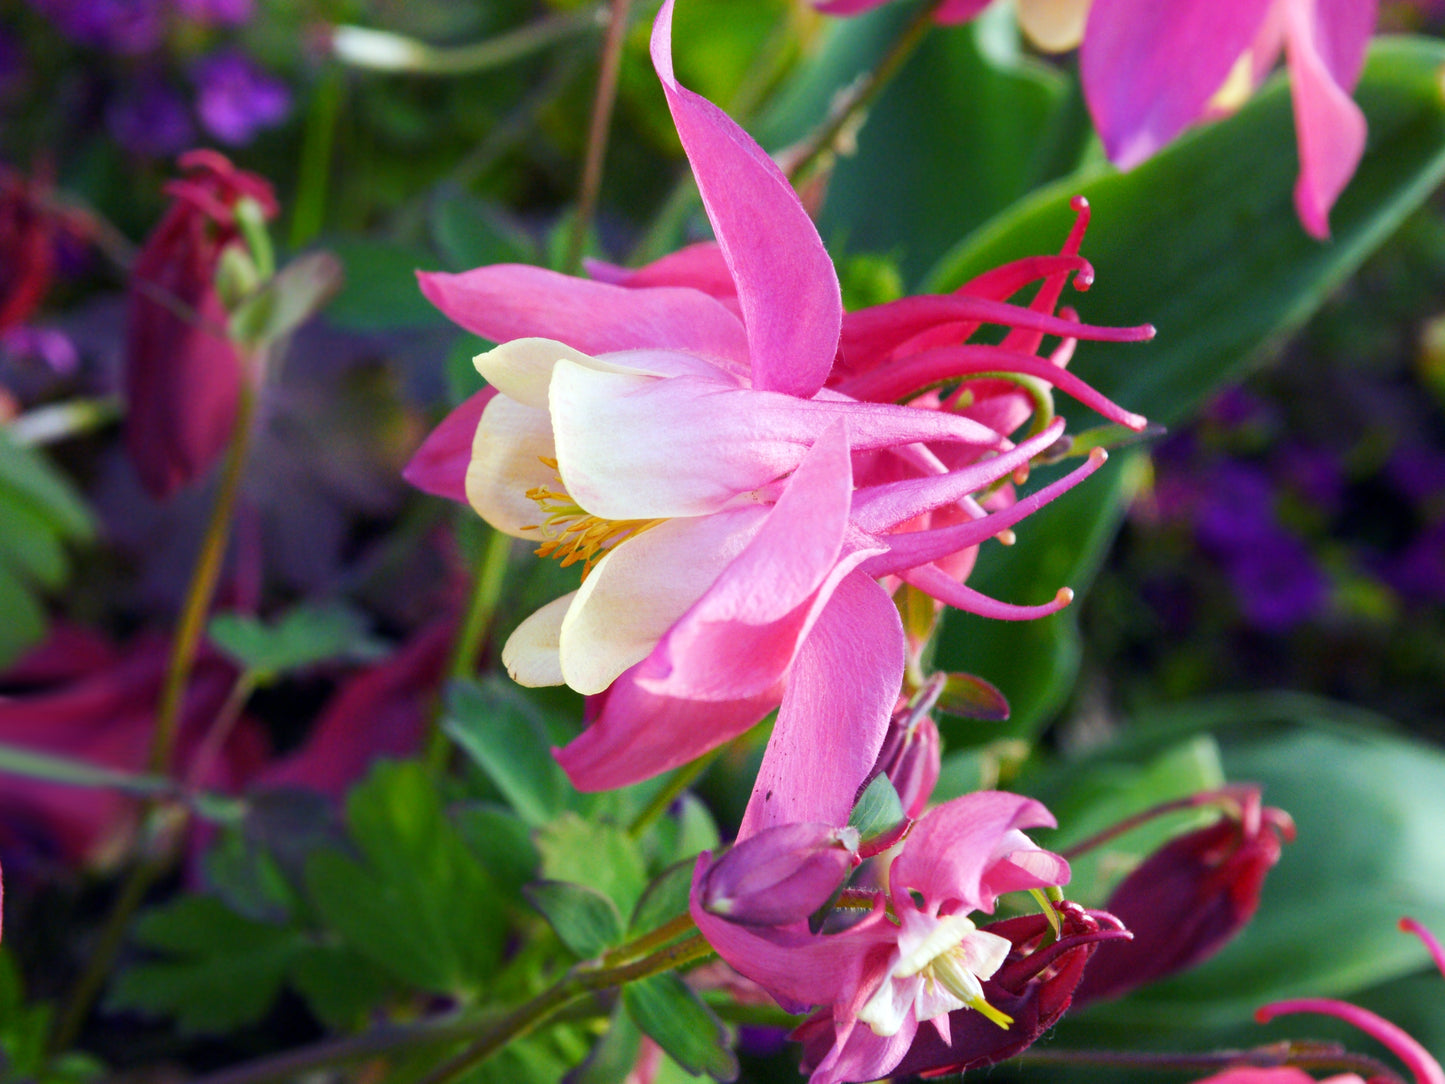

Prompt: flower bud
[
  {"left": 123, "top": 150, "right": 277, "bottom": 499},
  {"left": 0, "top": 166, "right": 57, "bottom": 334},
  {"left": 698, "top": 822, "right": 860, "bottom": 928},
  {"left": 870, "top": 701, "right": 940, "bottom": 821},
  {"left": 1071, "top": 786, "right": 1295, "bottom": 1006}
]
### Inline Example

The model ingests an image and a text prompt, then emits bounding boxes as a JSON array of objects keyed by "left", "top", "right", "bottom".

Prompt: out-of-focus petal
[
  {"left": 416, "top": 265, "right": 748, "bottom": 368},
  {"left": 1081, "top": 0, "right": 1272, "bottom": 168},
  {"left": 1282, "top": 0, "right": 1372, "bottom": 238},
  {"left": 1016, "top": 0, "right": 1090, "bottom": 50},
  {"left": 651, "top": 0, "right": 841, "bottom": 398},
  {"left": 403, "top": 387, "right": 496, "bottom": 504},
  {"left": 738, "top": 572, "right": 903, "bottom": 837},
  {"left": 501, "top": 592, "right": 575, "bottom": 687}
]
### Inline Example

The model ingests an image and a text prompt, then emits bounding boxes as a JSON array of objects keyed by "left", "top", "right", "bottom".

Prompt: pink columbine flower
[
  {"left": 408, "top": 0, "right": 1148, "bottom": 827},
  {"left": 690, "top": 791, "right": 1101, "bottom": 1084},
  {"left": 1188, "top": 919, "right": 1444, "bottom": 1084}
]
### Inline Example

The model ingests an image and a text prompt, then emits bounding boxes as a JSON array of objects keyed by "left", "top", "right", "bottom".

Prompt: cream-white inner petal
[
  {"left": 502, "top": 591, "right": 576, "bottom": 687},
  {"left": 466, "top": 395, "right": 557, "bottom": 537}
]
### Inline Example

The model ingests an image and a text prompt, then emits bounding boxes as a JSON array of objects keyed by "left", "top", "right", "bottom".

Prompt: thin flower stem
[
  {"left": 782, "top": 0, "right": 945, "bottom": 187},
  {"left": 600, "top": 912, "right": 697, "bottom": 967},
  {"left": 149, "top": 373, "right": 260, "bottom": 776},
  {"left": 627, "top": 747, "right": 722, "bottom": 838},
  {"left": 424, "top": 525, "right": 513, "bottom": 772},
  {"left": 1017, "top": 1042, "right": 1405, "bottom": 1084},
  {"left": 417, "top": 932, "right": 714, "bottom": 1084},
  {"left": 185, "top": 928, "right": 712, "bottom": 1084},
  {"left": 1059, "top": 790, "right": 1238, "bottom": 859},
  {"left": 182, "top": 671, "right": 259, "bottom": 791},
  {"left": 564, "top": 0, "right": 635, "bottom": 274}
]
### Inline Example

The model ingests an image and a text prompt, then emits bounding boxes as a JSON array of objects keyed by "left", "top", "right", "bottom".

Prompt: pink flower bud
[
  {"left": 1072, "top": 786, "right": 1295, "bottom": 1006},
  {"left": 698, "top": 822, "right": 860, "bottom": 928},
  {"left": 123, "top": 150, "right": 277, "bottom": 499}
]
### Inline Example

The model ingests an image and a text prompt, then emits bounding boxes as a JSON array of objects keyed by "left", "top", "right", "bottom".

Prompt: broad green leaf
[
  {"left": 759, "top": 7, "right": 1068, "bottom": 284},
  {"left": 622, "top": 973, "right": 737, "bottom": 1082},
  {"left": 525, "top": 881, "right": 624, "bottom": 958},
  {"left": 304, "top": 760, "right": 505, "bottom": 995},
  {"left": 108, "top": 896, "right": 302, "bottom": 1034},
  {"left": 208, "top": 603, "right": 383, "bottom": 681},
  {"left": 927, "top": 37, "right": 1445, "bottom": 428},
  {"left": 445, "top": 677, "right": 569, "bottom": 826},
  {"left": 565, "top": 1004, "right": 642, "bottom": 1084},
  {"left": 629, "top": 860, "right": 697, "bottom": 937},
  {"left": 848, "top": 774, "right": 906, "bottom": 847},
  {"left": 537, "top": 813, "right": 649, "bottom": 918},
  {"left": 288, "top": 944, "right": 396, "bottom": 1030},
  {"left": 452, "top": 801, "right": 540, "bottom": 894},
  {"left": 325, "top": 238, "right": 450, "bottom": 331},
  {"left": 933, "top": 450, "right": 1147, "bottom": 741}
]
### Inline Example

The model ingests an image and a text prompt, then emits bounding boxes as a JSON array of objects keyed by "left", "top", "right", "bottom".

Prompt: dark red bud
[
  {"left": 123, "top": 151, "right": 277, "bottom": 499},
  {"left": 0, "top": 166, "right": 58, "bottom": 333},
  {"left": 1071, "top": 786, "right": 1294, "bottom": 1007}
]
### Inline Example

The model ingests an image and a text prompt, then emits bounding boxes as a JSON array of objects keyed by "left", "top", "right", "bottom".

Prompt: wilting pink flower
[
  {"left": 0, "top": 625, "right": 266, "bottom": 871},
  {"left": 691, "top": 792, "right": 1084, "bottom": 1084},
  {"left": 409, "top": 0, "right": 1148, "bottom": 822},
  {"left": 124, "top": 150, "right": 277, "bottom": 499},
  {"left": 1072, "top": 786, "right": 1295, "bottom": 1005},
  {"left": 1187, "top": 920, "right": 1444, "bottom": 1084},
  {"left": 1081, "top": 0, "right": 1377, "bottom": 239}
]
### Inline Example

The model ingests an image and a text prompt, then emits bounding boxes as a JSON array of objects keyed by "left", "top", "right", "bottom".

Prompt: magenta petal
[
  {"left": 1283, "top": 0, "right": 1373, "bottom": 238},
  {"left": 554, "top": 676, "right": 779, "bottom": 792},
  {"left": 416, "top": 265, "right": 748, "bottom": 369},
  {"left": 402, "top": 387, "right": 496, "bottom": 503},
  {"left": 1255, "top": 999, "right": 1444, "bottom": 1084},
  {"left": 901, "top": 563, "right": 1075, "bottom": 621},
  {"left": 739, "top": 571, "right": 903, "bottom": 838},
  {"left": 635, "top": 424, "right": 862, "bottom": 700},
  {"left": 934, "top": 0, "right": 995, "bottom": 22},
  {"left": 651, "top": 0, "right": 842, "bottom": 398},
  {"left": 892, "top": 792, "right": 1061, "bottom": 910},
  {"left": 1081, "top": 0, "right": 1272, "bottom": 168},
  {"left": 584, "top": 241, "right": 739, "bottom": 312}
]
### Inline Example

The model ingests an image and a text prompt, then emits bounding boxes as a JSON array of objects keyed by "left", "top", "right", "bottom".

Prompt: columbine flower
[
  {"left": 123, "top": 149, "right": 276, "bottom": 499},
  {"left": 690, "top": 791, "right": 1090, "bottom": 1084},
  {"left": 409, "top": 0, "right": 1148, "bottom": 827}
]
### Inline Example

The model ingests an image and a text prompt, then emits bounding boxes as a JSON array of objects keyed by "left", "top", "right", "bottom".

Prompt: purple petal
[{"left": 651, "top": 0, "right": 841, "bottom": 398}]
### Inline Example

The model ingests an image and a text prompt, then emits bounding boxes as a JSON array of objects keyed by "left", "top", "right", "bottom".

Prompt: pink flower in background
[
  {"left": 409, "top": 0, "right": 1148, "bottom": 827},
  {"left": 124, "top": 150, "right": 276, "bottom": 499},
  {"left": 1081, "top": 0, "right": 1377, "bottom": 239}
]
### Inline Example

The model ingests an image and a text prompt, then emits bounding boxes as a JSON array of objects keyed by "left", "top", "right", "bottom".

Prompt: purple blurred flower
[
  {"left": 192, "top": 51, "right": 291, "bottom": 145},
  {"left": 1225, "top": 528, "right": 1328, "bottom": 631},
  {"left": 1277, "top": 441, "right": 1345, "bottom": 517},
  {"left": 1386, "top": 518, "right": 1445, "bottom": 605},
  {"left": 106, "top": 78, "right": 195, "bottom": 157},
  {"left": 1388, "top": 440, "right": 1445, "bottom": 505},
  {"left": 28, "top": 0, "right": 165, "bottom": 54}
]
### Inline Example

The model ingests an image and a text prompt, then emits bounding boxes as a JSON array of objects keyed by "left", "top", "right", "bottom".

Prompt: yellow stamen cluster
[{"left": 522, "top": 458, "right": 664, "bottom": 576}]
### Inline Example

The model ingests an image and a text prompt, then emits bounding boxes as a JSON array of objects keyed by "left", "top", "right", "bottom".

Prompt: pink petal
[
  {"left": 1282, "top": 0, "right": 1373, "bottom": 238},
  {"left": 738, "top": 571, "right": 904, "bottom": 838},
  {"left": 651, "top": 0, "right": 842, "bottom": 398},
  {"left": 1080, "top": 0, "right": 1273, "bottom": 168},
  {"left": 416, "top": 265, "right": 748, "bottom": 370},
  {"left": 402, "top": 387, "right": 497, "bottom": 504},
  {"left": 550, "top": 364, "right": 1006, "bottom": 521},
  {"left": 634, "top": 423, "right": 869, "bottom": 701},
  {"left": 811, "top": 0, "right": 892, "bottom": 14},
  {"left": 585, "top": 242, "right": 739, "bottom": 314},
  {"left": 554, "top": 677, "right": 781, "bottom": 792},
  {"left": 1256, "top": 999, "right": 1444, "bottom": 1084},
  {"left": 892, "top": 792, "right": 1061, "bottom": 911},
  {"left": 935, "top": 0, "right": 995, "bottom": 21},
  {"left": 900, "top": 563, "right": 1076, "bottom": 621}
]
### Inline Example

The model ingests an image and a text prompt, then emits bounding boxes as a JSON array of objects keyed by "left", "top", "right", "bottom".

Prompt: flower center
[{"left": 522, "top": 458, "right": 665, "bottom": 576}]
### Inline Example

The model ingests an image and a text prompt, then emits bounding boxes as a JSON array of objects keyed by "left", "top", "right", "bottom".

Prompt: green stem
[
  {"left": 599, "top": 912, "right": 696, "bottom": 967},
  {"left": 187, "top": 926, "right": 712, "bottom": 1084},
  {"left": 418, "top": 932, "right": 714, "bottom": 1084},
  {"left": 289, "top": 66, "right": 343, "bottom": 249},
  {"left": 148, "top": 373, "right": 260, "bottom": 776},
  {"left": 425, "top": 526, "right": 513, "bottom": 772},
  {"left": 564, "top": 0, "right": 634, "bottom": 274},
  {"left": 627, "top": 747, "right": 721, "bottom": 838},
  {"left": 783, "top": 0, "right": 943, "bottom": 187}
]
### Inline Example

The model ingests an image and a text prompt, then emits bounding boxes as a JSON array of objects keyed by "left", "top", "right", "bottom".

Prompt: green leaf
[
  {"left": 926, "top": 36, "right": 1445, "bottom": 428},
  {"left": 933, "top": 450, "right": 1146, "bottom": 741},
  {"left": 848, "top": 774, "right": 906, "bottom": 847},
  {"left": 629, "top": 860, "right": 697, "bottom": 938},
  {"left": 229, "top": 250, "right": 344, "bottom": 347},
  {"left": 430, "top": 189, "right": 538, "bottom": 271},
  {"left": 537, "top": 813, "right": 648, "bottom": 918},
  {"left": 208, "top": 603, "right": 383, "bottom": 681},
  {"left": 452, "top": 801, "right": 540, "bottom": 895},
  {"left": 304, "top": 760, "right": 505, "bottom": 995},
  {"left": 445, "top": 678, "right": 569, "bottom": 826},
  {"left": 108, "top": 896, "right": 302, "bottom": 1034},
  {"left": 326, "top": 238, "right": 451, "bottom": 331},
  {"left": 622, "top": 973, "right": 737, "bottom": 1081},
  {"left": 288, "top": 944, "right": 396, "bottom": 1030},
  {"left": 524, "top": 881, "right": 624, "bottom": 958},
  {"left": 565, "top": 1004, "right": 642, "bottom": 1084}
]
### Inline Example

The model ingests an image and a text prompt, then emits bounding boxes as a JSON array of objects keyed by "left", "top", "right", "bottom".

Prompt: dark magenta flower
[
  {"left": 123, "top": 149, "right": 277, "bottom": 499},
  {"left": 1072, "top": 786, "right": 1295, "bottom": 1006},
  {"left": 0, "top": 166, "right": 58, "bottom": 334}
]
